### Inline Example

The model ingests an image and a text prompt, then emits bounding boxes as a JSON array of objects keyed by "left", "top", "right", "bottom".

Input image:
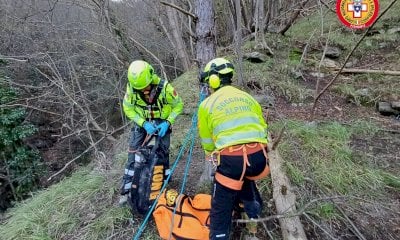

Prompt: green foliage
[
  {"left": 309, "top": 202, "right": 338, "bottom": 220},
  {"left": 242, "top": 60, "right": 313, "bottom": 103},
  {"left": 276, "top": 120, "right": 385, "bottom": 195},
  {"left": 288, "top": 48, "right": 302, "bottom": 63},
  {"left": 257, "top": 177, "right": 272, "bottom": 197},
  {"left": 0, "top": 83, "right": 43, "bottom": 199},
  {"left": 380, "top": 171, "right": 400, "bottom": 190},
  {"left": 0, "top": 169, "right": 134, "bottom": 240},
  {"left": 284, "top": 161, "right": 305, "bottom": 185}
]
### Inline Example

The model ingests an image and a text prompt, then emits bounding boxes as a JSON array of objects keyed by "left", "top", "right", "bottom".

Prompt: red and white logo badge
[{"left": 336, "top": 0, "right": 379, "bottom": 29}]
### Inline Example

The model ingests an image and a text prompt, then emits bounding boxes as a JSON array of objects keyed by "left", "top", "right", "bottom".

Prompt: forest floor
[{"left": 167, "top": 70, "right": 400, "bottom": 240}]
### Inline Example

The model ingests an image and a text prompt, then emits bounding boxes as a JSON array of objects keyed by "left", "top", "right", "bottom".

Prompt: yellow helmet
[
  {"left": 200, "top": 58, "right": 234, "bottom": 89},
  {"left": 165, "top": 189, "right": 178, "bottom": 206},
  {"left": 127, "top": 60, "right": 154, "bottom": 90}
]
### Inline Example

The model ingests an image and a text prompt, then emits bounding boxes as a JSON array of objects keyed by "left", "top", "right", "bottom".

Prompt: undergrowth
[
  {"left": 0, "top": 168, "right": 130, "bottom": 239},
  {"left": 269, "top": 119, "right": 399, "bottom": 228}
]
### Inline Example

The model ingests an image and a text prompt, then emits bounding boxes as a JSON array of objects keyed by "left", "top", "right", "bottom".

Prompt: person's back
[
  {"left": 197, "top": 57, "right": 270, "bottom": 240},
  {"left": 198, "top": 85, "right": 267, "bottom": 151}
]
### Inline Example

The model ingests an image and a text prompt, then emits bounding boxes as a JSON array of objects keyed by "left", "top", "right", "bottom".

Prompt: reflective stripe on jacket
[
  {"left": 123, "top": 77, "right": 183, "bottom": 126},
  {"left": 197, "top": 85, "right": 268, "bottom": 153}
]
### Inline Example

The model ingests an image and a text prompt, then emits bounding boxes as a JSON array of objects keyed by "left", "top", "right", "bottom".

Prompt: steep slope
[{"left": 1, "top": 1, "right": 400, "bottom": 238}]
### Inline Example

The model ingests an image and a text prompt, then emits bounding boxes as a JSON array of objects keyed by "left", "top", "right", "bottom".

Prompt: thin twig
[
  {"left": 260, "top": 220, "right": 275, "bottom": 239},
  {"left": 303, "top": 212, "right": 338, "bottom": 240},
  {"left": 298, "top": 28, "right": 317, "bottom": 71},
  {"left": 315, "top": 24, "right": 332, "bottom": 101},
  {"left": 321, "top": 187, "right": 367, "bottom": 240},
  {"left": 46, "top": 122, "right": 130, "bottom": 182},
  {"left": 319, "top": 0, "right": 336, "bottom": 13},
  {"left": 0, "top": 55, "right": 28, "bottom": 62},
  {"left": 234, "top": 195, "right": 347, "bottom": 223},
  {"left": 311, "top": 0, "right": 399, "bottom": 119},
  {"left": 127, "top": 36, "right": 168, "bottom": 80},
  {"left": 47, "top": 136, "right": 106, "bottom": 182},
  {"left": 0, "top": 103, "right": 63, "bottom": 116},
  {"left": 335, "top": 202, "right": 367, "bottom": 240}
]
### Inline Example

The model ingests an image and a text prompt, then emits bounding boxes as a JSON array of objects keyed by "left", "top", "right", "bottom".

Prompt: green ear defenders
[
  {"left": 208, "top": 63, "right": 221, "bottom": 89},
  {"left": 200, "top": 60, "right": 234, "bottom": 89}
]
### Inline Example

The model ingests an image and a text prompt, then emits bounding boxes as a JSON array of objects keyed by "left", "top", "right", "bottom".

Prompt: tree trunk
[
  {"left": 165, "top": 0, "right": 191, "bottom": 71},
  {"left": 195, "top": 0, "right": 216, "bottom": 69},
  {"left": 195, "top": 0, "right": 216, "bottom": 182},
  {"left": 254, "top": 0, "right": 264, "bottom": 44},
  {"left": 266, "top": 0, "right": 280, "bottom": 32},
  {"left": 235, "top": 0, "right": 244, "bottom": 86},
  {"left": 240, "top": 0, "right": 250, "bottom": 32},
  {"left": 268, "top": 147, "right": 308, "bottom": 240}
]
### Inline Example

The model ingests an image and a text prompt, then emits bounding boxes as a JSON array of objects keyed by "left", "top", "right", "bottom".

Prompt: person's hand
[
  {"left": 143, "top": 121, "right": 157, "bottom": 135},
  {"left": 156, "top": 121, "right": 170, "bottom": 137},
  {"left": 205, "top": 152, "right": 213, "bottom": 162}
]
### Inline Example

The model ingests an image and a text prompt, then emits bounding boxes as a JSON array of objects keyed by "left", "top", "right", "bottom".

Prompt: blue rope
[
  {"left": 133, "top": 87, "right": 208, "bottom": 240},
  {"left": 179, "top": 85, "right": 207, "bottom": 194},
  {"left": 165, "top": 86, "right": 207, "bottom": 240}
]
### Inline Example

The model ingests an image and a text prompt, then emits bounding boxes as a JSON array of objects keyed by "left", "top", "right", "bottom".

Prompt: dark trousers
[
  {"left": 120, "top": 120, "right": 171, "bottom": 195},
  {"left": 209, "top": 149, "right": 268, "bottom": 240}
]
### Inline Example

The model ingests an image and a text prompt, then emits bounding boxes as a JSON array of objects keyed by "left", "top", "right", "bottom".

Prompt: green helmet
[
  {"left": 200, "top": 58, "right": 235, "bottom": 83},
  {"left": 127, "top": 60, "right": 154, "bottom": 90}
]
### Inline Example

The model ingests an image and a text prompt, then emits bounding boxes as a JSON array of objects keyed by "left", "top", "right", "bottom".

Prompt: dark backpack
[{"left": 128, "top": 136, "right": 165, "bottom": 215}]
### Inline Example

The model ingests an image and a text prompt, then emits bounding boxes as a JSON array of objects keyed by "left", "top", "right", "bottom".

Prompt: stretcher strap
[{"left": 127, "top": 134, "right": 154, "bottom": 153}]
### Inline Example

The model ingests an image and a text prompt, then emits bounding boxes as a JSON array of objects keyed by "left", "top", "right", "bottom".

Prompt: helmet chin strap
[{"left": 219, "top": 77, "right": 232, "bottom": 86}]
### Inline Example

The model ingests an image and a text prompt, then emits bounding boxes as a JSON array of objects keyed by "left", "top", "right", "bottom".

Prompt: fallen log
[
  {"left": 268, "top": 143, "right": 307, "bottom": 240},
  {"left": 334, "top": 68, "right": 400, "bottom": 76}
]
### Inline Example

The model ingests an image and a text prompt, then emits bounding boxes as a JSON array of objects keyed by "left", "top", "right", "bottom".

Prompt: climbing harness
[{"left": 214, "top": 143, "right": 270, "bottom": 191}]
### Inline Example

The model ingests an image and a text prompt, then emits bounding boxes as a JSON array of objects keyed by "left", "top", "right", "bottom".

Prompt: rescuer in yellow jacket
[
  {"left": 198, "top": 58, "right": 269, "bottom": 240},
  {"left": 119, "top": 60, "right": 183, "bottom": 206}
]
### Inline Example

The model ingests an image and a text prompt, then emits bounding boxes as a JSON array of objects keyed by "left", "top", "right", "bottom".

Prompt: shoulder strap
[{"left": 149, "top": 79, "right": 166, "bottom": 104}]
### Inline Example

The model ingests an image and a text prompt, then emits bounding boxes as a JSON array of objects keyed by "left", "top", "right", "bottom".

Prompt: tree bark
[
  {"left": 195, "top": 0, "right": 216, "bottom": 182},
  {"left": 194, "top": 0, "right": 216, "bottom": 68},
  {"left": 266, "top": 0, "right": 280, "bottom": 32},
  {"left": 279, "top": 0, "right": 310, "bottom": 36},
  {"left": 333, "top": 68, "right": 400, "bottom": 76},
  {"left": 235, "top": 0, "right": 244, "bottom": 86},
  {"left": 165, "top": 0, "right": 191, "bottom": 71}
]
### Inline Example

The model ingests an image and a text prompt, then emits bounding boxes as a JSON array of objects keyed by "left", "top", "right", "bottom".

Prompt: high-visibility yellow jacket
[
  {"left": 123, "top": 77, "right": 183, "bottom": 126},
  {"left": 197, "top": 85, "right": 268, "bottom": 153}
]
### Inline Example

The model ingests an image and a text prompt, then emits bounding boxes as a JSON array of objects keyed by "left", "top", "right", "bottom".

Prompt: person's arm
[
  {"left": 122, "top": 84, "right": 146, "bottom": 127},
  {"left": 197, "top": 104, "right": 215, "bottom": 153},
  {"left": 165, "top": 83, "right": 183, "bottom": 124}
]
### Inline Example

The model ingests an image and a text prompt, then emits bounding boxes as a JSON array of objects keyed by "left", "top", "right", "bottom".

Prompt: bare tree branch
[
  {"left": 47, "top": 122, "right": 129, "bottom": 182},
  {"left": 127, "top": 36, "right": 168, "bottom": 80},
  {"left": 303, "top": 213, "right": 338, "bottom": 240},
  {"left": 319, "top": 0, "right": 336, "bottom": 13},
  {"left": 332, "top": 68, "right": 400, "bottom": 75},
  {"left": 160, "top": 1, "right": 197, "bottom": 19},
  {"left": 279, "top": 0, "right": 310, "bottom": 35},
  {"left": 234, "top": 195, "right": 347, "bottom": 223},
  {"left": 0, "top": 103, "right": 63, "bottom": 116},
  {"left": 0, "top": 55, "right": 28, "bottom": 62}
]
